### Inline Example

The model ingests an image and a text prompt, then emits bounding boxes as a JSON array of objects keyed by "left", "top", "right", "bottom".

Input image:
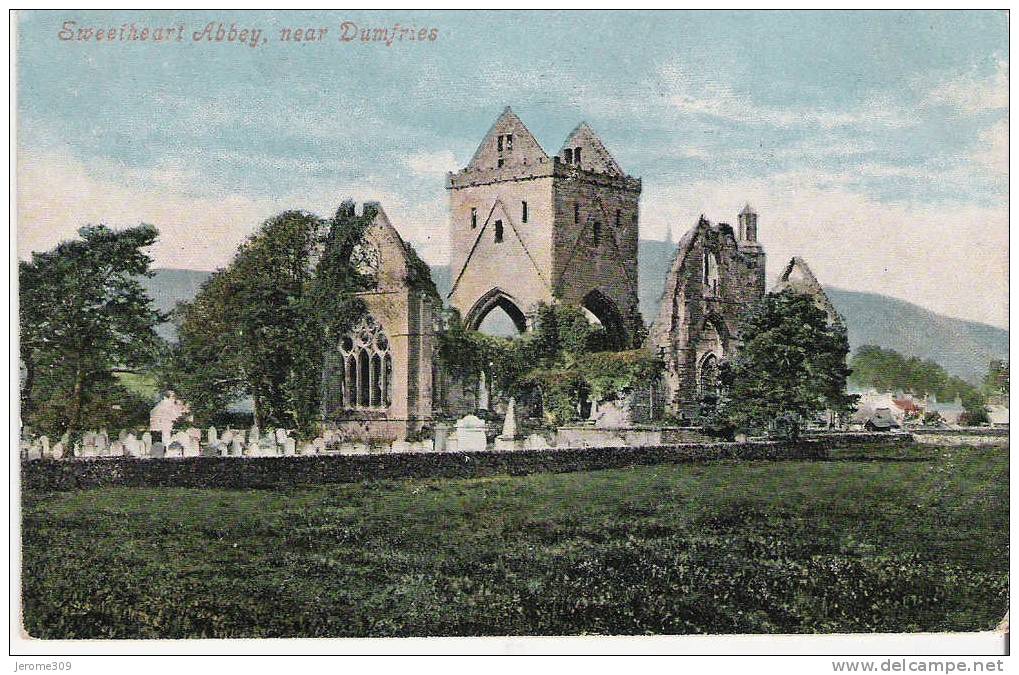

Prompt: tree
[
  {"left": 983, "top": 359, "right": 1009, "bottom": 401},
  {"left": 848, "top": 344, "right": 990, "bottom": 421},
  {"left": 165, "top": 202, "right": 428, "bottom": 436},
  {"left": 19, "top": 224, "right": 164, "bottom": 439},
  {"left": 709, "top": 290, "right": 855, "bottom": 438}
]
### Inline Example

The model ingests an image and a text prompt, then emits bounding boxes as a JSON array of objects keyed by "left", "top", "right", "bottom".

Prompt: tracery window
[{"left": 338, "top": 315, "right": 392, "bottom": 409}]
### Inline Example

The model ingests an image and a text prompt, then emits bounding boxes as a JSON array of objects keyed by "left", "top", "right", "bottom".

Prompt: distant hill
[
  {"left": 140, "top": 269, "right": 212, "bottom": 341},
  {"left": 146, "top": 241, "right": 1007, "bottom": 384}
]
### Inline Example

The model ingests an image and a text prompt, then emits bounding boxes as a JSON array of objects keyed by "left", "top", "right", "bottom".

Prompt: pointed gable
[
  {"left": 558, "top": 122, "right": 624, "bottom": 176},
  {"left": 773, "top": 257, "right": 842, "bottom": 325},
  {"left": 465, "top": 107, "right": 548, "bottom": 172}
]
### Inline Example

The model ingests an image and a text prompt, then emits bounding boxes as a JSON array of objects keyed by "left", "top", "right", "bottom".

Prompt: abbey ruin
[{"left": 309, "top": 106, "right": 839, "bottom": 442}]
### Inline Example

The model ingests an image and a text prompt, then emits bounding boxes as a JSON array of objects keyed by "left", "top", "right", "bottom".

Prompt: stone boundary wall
[
  {"left": 911, "top": 427, "right": 1009, "bottom": 446},
  {"left": 911, "top": 427, "right": 1008, "bottom": 437},
  {"left": 21, "top": 434, "right": 912, "bottom": 493}
]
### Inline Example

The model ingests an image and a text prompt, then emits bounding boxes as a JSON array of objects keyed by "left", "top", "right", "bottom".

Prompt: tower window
[
  {"left": 615, "top": 209, "right": 621, "bottom": 228},
  {"left": 471, "top": 207, "right": 477, "bottom": 229},
  {"left": 592, "top": 221, "right": 601, "bottom": 246},
  {"left": 497, "top": 135, "right": 504, "bottom": 152},
  {"left": 574, "top": 203, "right": 580, "bottom": 224},
  {"left": 564, "top": 148, "right": 573, "bottom": 164},
  {"left": 494, "top": 220, "right": 504, "bottom": 243},
  {"left": 505, "top": 134, "right": 513, "bottom": 150},
  {"left": 497, "top": 158, "right": 504, "bottom": 168},
  {"left": 574, "top": 147, "right": 582, "bottom": 165},
  {"left": 521, "top": 201, "right": 528, "bottom": 223}
]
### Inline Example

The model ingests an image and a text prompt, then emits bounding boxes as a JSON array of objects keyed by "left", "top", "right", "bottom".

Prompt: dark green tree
[
  {"left": 165, "top": 202, "right": 429, "bottom": 436},
  {"left": 983, "top": 359, "right": 1009, "bottom": 400},
  {"left": 710, "top": 290, "right": 856, "bottom": 438},
  {"left": 19, "top": 224, "right": 164, "bottom": 438}
]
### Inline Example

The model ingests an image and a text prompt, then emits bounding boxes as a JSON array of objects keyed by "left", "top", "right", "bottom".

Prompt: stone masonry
[
  {"left": 446, "top": 107, "right": 642, "bottom": 348},
  {"left": 651, "top": 206, "right": 767, "bottom": 416}
]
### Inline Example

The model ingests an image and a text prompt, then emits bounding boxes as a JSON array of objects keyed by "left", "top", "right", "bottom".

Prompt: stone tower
[{"left": 446, "top": 107, "right": 643, "bottom": 348}]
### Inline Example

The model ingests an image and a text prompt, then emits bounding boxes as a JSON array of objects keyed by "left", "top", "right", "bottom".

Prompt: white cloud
[
  {"left": 16, "top": 149, "right": 452, "bottom": 271},
  {"left": 640, "top": 170, "right": 1008, "bottom": 328},
  {"left": 927, "top": 60, "right": 1008, "bottom": 112},
  {"left": 658, "top": 62, "right": 913, "bottom": 130},
  {"left": 404, "top": 150, "right": 458, "bottom": 178},
  {"left": 972, "top": 118, "right": 1008, "bottom": 177}
]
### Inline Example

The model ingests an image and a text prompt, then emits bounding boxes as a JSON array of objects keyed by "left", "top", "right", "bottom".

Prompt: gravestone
[
  {"left": 524, "top": 433, "right": 549, "bottom": 450},
  {"left": 150, "top": 442, "right": 165, "bottom": 458},
  {"left": 110, "top": 440, "right": 125, "bottom": 456},
  {"left": 124, "top": 433, "right": 142, "bottom": 457},
  {"left": 433, "top": 423, "right": 452, "bottom": 452},
  {"left": 141, "top": 432, "right": 152, "bottom": 456},
  {"left": 166, "top": 441, "right": 184, "bottom": 458},
  {"left": 220, "top": 429, "right": 235, "bottom": 445},
  {"left": 594, "top": 398, "right": 633, "bottom": 429},
  {"left": 207, "top": 427, "right": 218, "bottom": 444},
  {"left": 455, "top": 415, "right": 488, "bottom": 452},
  {"left": 495, "top": 398, "right": 523, "bottom": 451},
  {"left": 230, "top": 438, "right": 244, "bottom": 456},
  {"left": 282, "top": 438, "right": 296, "bottom": 455}
]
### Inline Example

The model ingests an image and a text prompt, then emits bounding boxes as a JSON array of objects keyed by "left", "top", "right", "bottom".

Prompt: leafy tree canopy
[
  {"left": 165, "top": 202, "right": 418, "bottom": 435},
  {"left": 706, "top": 290, "right": 856, "bottom": 438},
  {"left": 849, "top": 345, "right": 988, "bottom": 417},
  {"left": 19, "top": 224, "right": 164, "bottom": 438}
]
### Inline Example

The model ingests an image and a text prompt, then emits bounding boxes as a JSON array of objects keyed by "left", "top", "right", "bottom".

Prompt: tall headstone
[
  {"left": 141, "top": 432, "right": 153, "bottom": 456},
  {"left": 433, "top": 423, "right": 452, "bottom": 453},
  {"left": 230, "top": 438, "right": 244, "bottom": 456},
  {"left": 207, "top": 426, "right": 218, "bottom": 444},
  {"left": 455, "top": 414, "right": 488, "bottom": 452},
  {"left": 495, "top": 399, "right": 522, "bottom": 451}
]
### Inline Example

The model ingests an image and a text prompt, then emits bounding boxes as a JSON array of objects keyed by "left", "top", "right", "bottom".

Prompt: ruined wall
[
  {"left": 320, "top": 206, "right": 438, "bottom": 441},
  {"left": 651, "top": 216, "right": 767, "bottom": 415}
]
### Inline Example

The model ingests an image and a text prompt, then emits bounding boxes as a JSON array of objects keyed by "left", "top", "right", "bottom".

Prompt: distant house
[
  {"left": 865, "top": 408, "right": 900, "bottom": 432},
  {"left": 987, "top": 405, "right": 1009, "bottom": 428},
  {"left": 925, "top": 395, "right": 966, "bottom": 426},
  {"left": 150, "top": 392, "right": 191, "bottom": 440},
  {"left": 853, "top": 390, "right": 920, "bottom": 425}
]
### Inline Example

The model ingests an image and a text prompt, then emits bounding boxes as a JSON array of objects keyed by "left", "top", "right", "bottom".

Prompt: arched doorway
[
  {"left": 581, "top": 290, "right": 628, "bottom": 350},
  {"left": 465, "top": 289, "right": 529, "bottom": 335}
]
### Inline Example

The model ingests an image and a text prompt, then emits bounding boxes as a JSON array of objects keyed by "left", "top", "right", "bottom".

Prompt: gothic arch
[
  {"left": 581, "top": 289, "right": 628, "bottom": 350},
  {"left": 464, "top": 288, "right": 529, "bottom": 334},
  {"left": 698, "top": 352, "right": 720, "bottom": 395}
]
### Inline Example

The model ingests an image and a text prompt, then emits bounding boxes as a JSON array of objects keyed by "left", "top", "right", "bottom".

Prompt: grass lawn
[{"left": 21, "top": 444, "right": 1007, "bottom": 638}]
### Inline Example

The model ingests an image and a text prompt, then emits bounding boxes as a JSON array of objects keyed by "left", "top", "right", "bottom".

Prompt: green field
[{"left": 21, "top": 444, "right": 1008, "bottom": 638}]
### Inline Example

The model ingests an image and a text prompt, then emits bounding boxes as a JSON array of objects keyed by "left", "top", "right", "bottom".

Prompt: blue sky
[{"left": 16, "top": 10, "right": 1009, "bottom": 326}]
